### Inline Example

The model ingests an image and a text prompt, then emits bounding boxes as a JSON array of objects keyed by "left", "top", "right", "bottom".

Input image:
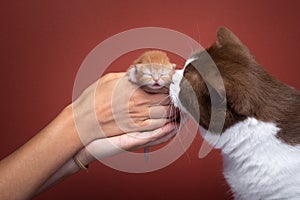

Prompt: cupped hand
[
  {"left": 72, "top": 72, "right": 176, "bottom": 144},
  {"left": 75, "top": 122, "right": 179, "bottom": 165}
]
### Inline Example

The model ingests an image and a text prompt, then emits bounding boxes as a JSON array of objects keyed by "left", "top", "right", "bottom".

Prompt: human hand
[
  {"left": 75, "top": 122, "right": 179, "bottom": 165},
  {"left": 72, "top": 72, "right": 176, "bottom": 144}
]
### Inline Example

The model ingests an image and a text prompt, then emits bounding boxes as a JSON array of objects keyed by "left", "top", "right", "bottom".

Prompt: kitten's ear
[
  {"left": 216, "top": 27, "right": 244, "bottom": 48},
  {"left": 135, "top": 64, "right": 144, "bottom": 70},
  {"left": 127, "top": 65, "right": 137, "bottom": 83}
]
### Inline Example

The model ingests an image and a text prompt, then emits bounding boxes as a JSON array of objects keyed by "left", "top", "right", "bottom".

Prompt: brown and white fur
[
  {"left": 127, "top": 50, "right": 175, "bottom": 92},
  {"left": 170, "top": 27, "right": 300, "bottom": 199}
]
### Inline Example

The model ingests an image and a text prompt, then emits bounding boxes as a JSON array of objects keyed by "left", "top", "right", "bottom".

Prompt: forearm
[
  {"left": 35, "top": 147, "right": 94, "bottom": 196},
  {"left": 35, "top": 157, "right": 82, "bottom": 196},
  {"left": 0, "top": 105, "right": 83, "bottom": 200},
  {"left": 0, "top": 72, "right": 177, "bottom": 200},
  {"left": 35, "top": 121, "right": 179, "bottom": 196}
]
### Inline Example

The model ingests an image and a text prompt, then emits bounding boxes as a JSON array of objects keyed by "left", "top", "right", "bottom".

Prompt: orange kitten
[{"left": 127, "top": 50, "right": 176, "bottom": 91}]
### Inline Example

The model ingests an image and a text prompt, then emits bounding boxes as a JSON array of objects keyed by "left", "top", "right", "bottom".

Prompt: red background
[{"left": 1, "top": 0, "right": 300, "bottom": 199}]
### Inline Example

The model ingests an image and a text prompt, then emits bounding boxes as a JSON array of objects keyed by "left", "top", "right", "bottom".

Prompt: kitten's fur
[
  {"left": 127, "top": 50, "right": 175, "bottom": 92},
  {"left": 170, "top": 27, "right": 300, "bottom": 199}
]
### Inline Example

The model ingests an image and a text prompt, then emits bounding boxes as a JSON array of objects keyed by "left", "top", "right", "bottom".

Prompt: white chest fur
[{"left": 200, "top": 118, "right": 300, "bottom": 200}]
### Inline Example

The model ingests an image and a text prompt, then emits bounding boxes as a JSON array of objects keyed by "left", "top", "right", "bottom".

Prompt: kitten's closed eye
[
  {"left": 143, "top": 72, "right": 152, "bottom": 76},
  {"left": 161, "top": 72, "right": 169, "bottom": 76}
]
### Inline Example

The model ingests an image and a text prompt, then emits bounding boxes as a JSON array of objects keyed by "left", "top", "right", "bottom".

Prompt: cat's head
[
  {"left": 130, "top": 50, "right": 176, "bottom": 90},
  {"left": 170, "top": 27, "right": 276, "bottom": 133}
]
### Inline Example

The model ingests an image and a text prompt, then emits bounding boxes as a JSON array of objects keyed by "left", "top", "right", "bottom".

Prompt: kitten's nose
[{"left": 153, "top": 76, "right": 160, "bottom": 82}]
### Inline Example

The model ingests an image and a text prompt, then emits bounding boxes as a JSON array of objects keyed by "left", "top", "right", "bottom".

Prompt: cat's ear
[
  {"left": 215, "top": 27, "right": 246, "bottom": 48},
  {"left": 215, "top": 26, "right": 253, "bottom": 59}
]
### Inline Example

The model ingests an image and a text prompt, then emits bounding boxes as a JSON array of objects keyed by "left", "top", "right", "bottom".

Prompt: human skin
[{"left": 0, "top": 72, "right": 178, "bottom": 200}]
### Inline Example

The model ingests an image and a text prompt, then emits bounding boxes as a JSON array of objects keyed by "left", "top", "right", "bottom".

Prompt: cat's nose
[{"left": 153, "top": 76, "right": 160, "bottom": 82}]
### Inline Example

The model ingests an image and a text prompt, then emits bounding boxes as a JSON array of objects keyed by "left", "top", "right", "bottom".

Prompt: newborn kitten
[
  {"left": 127, "top": 50, "right": 175, "bottom": 93},
  {"left": 127, "top": 50, "right": 176, "bottom": 160},
  {"left": 170, "top": 27, "right": 300, "bottom": 199}
]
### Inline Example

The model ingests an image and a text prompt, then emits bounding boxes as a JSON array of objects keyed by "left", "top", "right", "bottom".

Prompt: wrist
[
  {"left": 75, "top": 147, "right": 96, "bottom": 168},
  {"left": 57, "top": 104, "right": 84, "bottom": 151}
]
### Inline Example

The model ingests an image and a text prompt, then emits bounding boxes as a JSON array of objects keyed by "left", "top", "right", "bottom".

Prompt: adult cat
[{"left": 170, "top": 27, "right": 300, "bottom": 199}]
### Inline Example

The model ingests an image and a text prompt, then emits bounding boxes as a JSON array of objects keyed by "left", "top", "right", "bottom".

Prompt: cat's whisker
[
  {"left": 182, "top": 118, "right": 193, "bottom": 135},
  {"left": 185, "top": 38, "right": 195, "bottom": 56},
  {"left": 168, "top": 100, "right": 174, "bottom": 119},
  {"left": 196, "top": 24, "right": 202, "bottom": 45},
  {"left": 169, "top": 94, "right": 194, "bottom": 136},
  {"left": 165, "top": 94, "right": 178, "bottom": 120},
  {"left": 164, "top": 94, "right": 191, "bottom": 163},
  {"left": 176, "top": 131, "right": 191, "bottom": 163},
  {"left": 174, "top": 109, "right": 192, "bottom": 163}
]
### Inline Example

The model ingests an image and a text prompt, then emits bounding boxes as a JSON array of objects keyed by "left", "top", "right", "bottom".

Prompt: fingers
[
  {"left": 128, "top": 122, "right": 179, "bottom": 151},
  {"left": 102, "top": 72, "right": 126, "bottom": 81},
  {"left": 148, "top": 106, "right": 168, "bottom": 119},
  {"left": 148, "top": 105, "right": 179, "bottom": 119},
  {"left": 141, "top": 122, "right": 179, "bottom": 146},
  {"left": 150, "top": 94, "right": 171, "bottom": 106},
  {"left": 131, "top": 105, "right": 180, "bottom": 132},
  {"left": 137, "top": 118, "right": 169, "bottom": 132},
  {"left": 84, "top": 122, "right": 180, "bottom": 160},
  {"left": 142, "top": 128, "right": 177, "bottom": 147},
  {"left": 88, "top": 123, "right": 177, "bottom": 154},
  {"left": 127, "top": 122, "right": 179, "bottom": 147},
  {"left": 136, "top": 105, "right": 179, "bottom": 133}
]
